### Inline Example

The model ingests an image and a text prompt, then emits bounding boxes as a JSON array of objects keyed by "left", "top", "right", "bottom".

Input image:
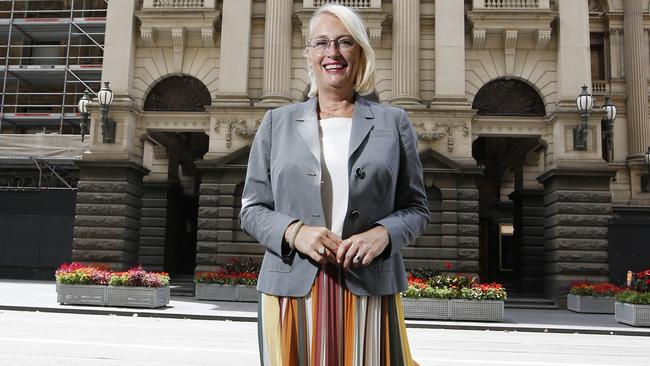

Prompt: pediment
[
  {"left": 419, "top": 149, "right": 463, "bottom": 173},
  {"left": 199, "top": 145, "right": 250, "bottom": 170}
]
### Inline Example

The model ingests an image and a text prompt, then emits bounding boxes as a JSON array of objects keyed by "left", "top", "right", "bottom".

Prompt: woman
[{"left": 239, "top": 4, "right": 429, "bottom": 365}]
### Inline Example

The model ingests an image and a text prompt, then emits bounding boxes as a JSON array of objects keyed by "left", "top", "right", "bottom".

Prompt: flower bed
[
  {"left": 566, "top": 281, "right": 622, "bottom": 314},
  {"left": 401, "top": 271, "right": 506, "bottom": 322},
  {"left": 615, "top": 270, "right": 650, "bottom": 326},
  {"left": 55, "top": 263, "right": 170, "bottom": 308},
  {"left": 195, "top": 258, "right": 259, "bottom": 302}
]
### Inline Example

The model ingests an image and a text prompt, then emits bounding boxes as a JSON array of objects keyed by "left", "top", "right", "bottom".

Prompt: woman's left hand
[{"left": 336, "top": 226, "right": 390, "bottom": 271}]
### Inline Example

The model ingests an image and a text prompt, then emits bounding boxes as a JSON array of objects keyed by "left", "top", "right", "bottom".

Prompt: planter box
[
  {"left": 615, "top": 302, "right": 650, "bottom": 327},
  {"left": 57, "top": 284, "right": 107, "bottom": 306},
  {"left": 105, "top": 286, "right": 170, "bottom": 308},
  {"left": 401, "top": 298, "right": 448, "bottom": 320},
  {"left": 401, "top": 298, "right": 504, "bottom": 322},
  {"left": 448, "top": 299, "right": 504, "bottom": 322},
  {"left": 567, "top": 294, "right": 615, "bottom": 314},
  {"left": 195, "top": 283, "right": 258, "bottom": 302}
]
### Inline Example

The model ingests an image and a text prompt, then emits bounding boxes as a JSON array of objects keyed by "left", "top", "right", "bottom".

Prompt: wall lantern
[
  {"left": 600, "top": 95, "right": 617, "bottom": 162},
  {"left": 574, "top": 85, "right": 617, "bottom": 152},
  {"left": 98, "top": 81, "right": 116, "bottom": 143},
  {"left": 77, "top": 81, "right": 116, "bottom": 143},
  {"left": 77, "top": 90, "right": 91, "bottom": 142}
]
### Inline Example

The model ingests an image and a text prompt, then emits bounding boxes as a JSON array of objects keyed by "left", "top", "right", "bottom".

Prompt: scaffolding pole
[
  {"left": 0, "top": 0, "right": 106, "bottom": 134},
  {"left": 60, "top": 0, "right": 76, "bottom": 134},
  {"left": 1, "top": 0, "right": 16, "bottom": 132}
]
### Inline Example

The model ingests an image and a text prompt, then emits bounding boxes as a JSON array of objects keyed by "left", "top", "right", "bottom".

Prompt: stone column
[
  {"left": 214, "top": 0, "right": 253, "bottom": 106},
  {"left": 433, "top": 0, "right": 466, "bottom": 106},
  {"left": 258, "top": 0, "right": 292, "bottom": 105},
  {"left": 556, "top": 0, "right": 591, "bottom": 102},
  {"left": 195, "top": 160, "right": 263, "bottom": 274},
  {"left": 624, "top": 0, "right": 650, "bottom": 157},
  {"left": 102, "top": 0, "right": 136, "bottom": 97},
  {"left": 391, "top": 0, "right": 421, "bottom": 106},
  {"left": 73, "top": 162, "right": 149, "bottom": 271},
  {"left": 509, "top": 189, "right": 545, "bottom": 294},
  {"left": 609, "top": 28, "right": 622, "bottom": 79},
  {"left": 537, "top": 168, "right": 616, "bottom": 306},
  {"left": 456, "top": 174, "right": 481, "bottom": 273}
]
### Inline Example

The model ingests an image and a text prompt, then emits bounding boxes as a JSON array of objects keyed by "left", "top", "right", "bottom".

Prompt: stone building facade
[{"left": 3, "top": 0, "right": 650, "bottom": 302}]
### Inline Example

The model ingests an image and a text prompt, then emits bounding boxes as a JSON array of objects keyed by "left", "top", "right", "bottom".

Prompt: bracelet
[{"left": 288, "top": 220, "right": 304, "bottom": 250}]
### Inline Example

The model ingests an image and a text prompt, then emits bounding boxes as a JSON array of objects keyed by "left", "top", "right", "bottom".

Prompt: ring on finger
[
  {"left": 318, "top": 247, "right": 326, "bottom": 255},
  {"left": 353, "top": 255, "right": 361, "bottom": 263}
]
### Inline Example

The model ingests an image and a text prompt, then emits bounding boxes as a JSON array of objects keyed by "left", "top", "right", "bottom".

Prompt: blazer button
[
  {"left": 350, "top": 210, "right": 360, "bottom": 220},
  {"left": 355, "top": 168, "right": 366, "bottom": 179}
]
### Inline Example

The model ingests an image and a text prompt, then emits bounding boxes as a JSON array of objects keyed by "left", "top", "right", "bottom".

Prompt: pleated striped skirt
[{"left": 258, "top": 264, "right": 416, "bottom": 366}]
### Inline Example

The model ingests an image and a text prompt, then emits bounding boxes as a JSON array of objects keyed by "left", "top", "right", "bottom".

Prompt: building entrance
[
  {"left": 139, "top": 131, "right": 208, "bottom": 276},
  {"left": 473, "top": 136, "right": 545, "bottom": 295}
]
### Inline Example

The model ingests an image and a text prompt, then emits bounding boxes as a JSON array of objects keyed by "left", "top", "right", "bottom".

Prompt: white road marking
[
  {"left": 0, "top": 337, "right": 256, "bottom": 354},
  {"left": 415, "top": 358, "right": 628, "bottom": 366}
]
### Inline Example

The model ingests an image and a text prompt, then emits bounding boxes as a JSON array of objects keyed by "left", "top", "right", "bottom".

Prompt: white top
[{"left": 319, "top": 117, "right": 353, "bottom": 237}]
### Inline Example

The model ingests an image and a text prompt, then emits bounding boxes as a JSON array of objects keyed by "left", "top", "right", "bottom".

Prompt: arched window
[
  {"left": 144, "top": 76, "right": 211, "bottom": 112},
  {"left": 472, "top": 78, "right": 545, "bottom": 117}
]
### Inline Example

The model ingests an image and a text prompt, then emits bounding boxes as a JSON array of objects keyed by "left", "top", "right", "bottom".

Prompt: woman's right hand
[{"left": 285, "top": 223, "right": 341, "bottom": 264}]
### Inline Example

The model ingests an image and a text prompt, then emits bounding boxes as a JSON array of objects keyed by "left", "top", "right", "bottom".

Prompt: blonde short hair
[{"left": 306, "top": 4, "right": 376, "bottom": 98}]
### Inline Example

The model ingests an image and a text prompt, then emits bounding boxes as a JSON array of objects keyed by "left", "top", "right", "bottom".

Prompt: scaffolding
[{"left": 0, "top": 0, "right": 107, "bottom": 134}]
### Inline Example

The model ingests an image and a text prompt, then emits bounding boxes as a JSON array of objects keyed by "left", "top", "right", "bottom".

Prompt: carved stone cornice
[
  {"left": 472, "top": 29, "right": 486, "bottom": 49},
  {"left": 504, "top": 29, "right": 518, "bottom": 76},
  {"left": 535, "top": 29, "right": 552, "bottom": 50},
  {"left": 201, "top": 28, "right": 215, "bottom": 47},
  {"left": 472, "top": 115, "right": 548, "bottom": 138},
  {"left": 135, "top": 3, "right": 220, "bottom": 50},
  {"left": 467, "top": 9, "right": 556, "bottom": 52},
  {"left": 171, "top": 27, "right": 185, "bottom": 74},
  {"left": 536, "top": 167, "right": 617, "bottom": 192},
  {"left": 140, "top": 112, "right": 210, "bottom": 132},
  {"left": 141, "top": 27, "right": 157, "bottom": 47},
  {"left": 413, "top": 121, "right": 469, "bottom": 152},
  {"left": 215, "top": 119, "right": 260, "bottom": 148}
]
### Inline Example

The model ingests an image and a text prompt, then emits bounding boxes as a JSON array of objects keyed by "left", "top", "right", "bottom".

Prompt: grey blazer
[{"left": 239, "top": 95, "right": 430, "bottom": 297}]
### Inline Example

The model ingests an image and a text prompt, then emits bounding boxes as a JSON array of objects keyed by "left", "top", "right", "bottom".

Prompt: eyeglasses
[{"left": 308, "top": 37, "right": 356, "bottom": 53}]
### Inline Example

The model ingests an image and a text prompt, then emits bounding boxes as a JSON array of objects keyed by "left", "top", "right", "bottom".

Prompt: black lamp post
[
  {"left": 574, "top": 85, "right": 617, "bottom": 153},
  {"left": 645, "top": 147, "right": 650, "bottom": 192},
  {"left": 77, "top": 90, "right": 90, "bottom": 142},
  {"left": 98, "top": 81, "right": 115, "bottom": 143},
  {"left": 600, "top": 95, "right": 617, "bottom": 162},
  {"left": 574, "top": 85, "right": 593, "bottom": 151}
]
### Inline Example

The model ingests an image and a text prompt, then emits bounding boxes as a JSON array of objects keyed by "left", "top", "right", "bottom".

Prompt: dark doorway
[
  {"left": 473, "top": 136, "right": 544, "bottom": 294},
  {"left": 144, "top": 131, "right": 208, "bottom": 276}
]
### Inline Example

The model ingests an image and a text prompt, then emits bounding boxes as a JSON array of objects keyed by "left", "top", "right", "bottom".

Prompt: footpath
[{"left": 1, "top": 279, "right": 648, "bottom": 337}]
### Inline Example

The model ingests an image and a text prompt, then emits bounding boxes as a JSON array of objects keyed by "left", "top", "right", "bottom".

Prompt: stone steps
[
  {"left": 505, "top": 296, "right": 558, "bottom": 310},
  {"left": 170, "top": 275, "right": 195, "bottom": 297}
]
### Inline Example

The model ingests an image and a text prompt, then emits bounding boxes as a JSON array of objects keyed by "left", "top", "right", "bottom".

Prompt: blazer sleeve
[
  {"left": 375, "top": 109, "right": 431, "bottom": 257},
  {"left": 239, "top": 109, "right": 297, "bottom": 258}
]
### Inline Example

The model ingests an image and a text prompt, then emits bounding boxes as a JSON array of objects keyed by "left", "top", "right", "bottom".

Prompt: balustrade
[
  {"left": 473, "top": 0, "right": 549, "bottom": 9},
  {"left": 143, "top": 0, "right": 216, "bottom": 9},
  {"left": 304, "top": 0, "right": 380, "bottom": 8}
]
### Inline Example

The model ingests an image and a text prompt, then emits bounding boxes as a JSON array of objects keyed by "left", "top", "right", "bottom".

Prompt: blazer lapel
[
  {"left": 348, "top": 95, "right": 375, "bottom": 158},
  {"left": 296, "top": 97, "right": 321, "bottom": 164}
]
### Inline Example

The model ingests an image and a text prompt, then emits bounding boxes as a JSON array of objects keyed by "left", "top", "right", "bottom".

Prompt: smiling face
[{"left": 307, "top": 13, "right": 362, "bottom": 97}]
